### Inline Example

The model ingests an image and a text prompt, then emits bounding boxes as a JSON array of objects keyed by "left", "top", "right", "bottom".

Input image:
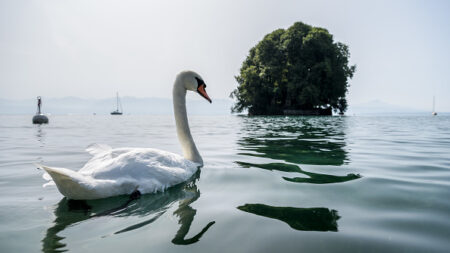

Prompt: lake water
[{"left": 0, "top": 114, "right": 449, "bottom": 252}]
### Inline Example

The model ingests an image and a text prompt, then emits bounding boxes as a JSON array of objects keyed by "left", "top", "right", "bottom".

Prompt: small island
[{"left": 231, "top": 22, "right": 356, "bottom": 116}]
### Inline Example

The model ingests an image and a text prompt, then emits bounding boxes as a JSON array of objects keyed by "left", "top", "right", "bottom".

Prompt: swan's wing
[
  {"left": 83, "top": 148, "right": 197, "bottom": 179},
  {"left": 37, "top": 164, "right": 110, "bottom": 200},
  {"left": 86, "top": 143, "right": 112, "bottom": 156},
  {"left": 81, "top": 148, "right": 199, "bottom": 193}
]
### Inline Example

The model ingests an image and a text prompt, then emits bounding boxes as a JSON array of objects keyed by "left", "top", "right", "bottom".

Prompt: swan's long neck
[{"left": 173, "top": 77, "right": 203, "bottom": 166}]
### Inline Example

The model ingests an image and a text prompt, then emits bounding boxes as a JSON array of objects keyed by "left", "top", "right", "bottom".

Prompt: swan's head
[{"left": 178, "top": 70, "right": 212, "bottom": 103}]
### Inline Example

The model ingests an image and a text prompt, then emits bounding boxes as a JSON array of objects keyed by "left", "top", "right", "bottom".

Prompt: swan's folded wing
[
  {"left": 38, "top": 164, "right": 104, "bottom": 200},
  {"left": 86, "top": 143, "right": 112, "bottom": 156}
]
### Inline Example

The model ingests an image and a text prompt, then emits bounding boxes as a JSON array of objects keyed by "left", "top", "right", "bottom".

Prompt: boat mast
[
  {"left": 116, "top": 92, "right": 119, "bottom": 112},
  {"left": 432, "top": 96, "right": 438, "bottom": 116},
  {"left": 433, "top": 96, "right": 435, "bottom": 113}
]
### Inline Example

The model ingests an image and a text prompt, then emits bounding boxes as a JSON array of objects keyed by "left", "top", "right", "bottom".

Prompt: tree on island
[{"left": 230, "top": 22, "right": 356, "bottom": 115}]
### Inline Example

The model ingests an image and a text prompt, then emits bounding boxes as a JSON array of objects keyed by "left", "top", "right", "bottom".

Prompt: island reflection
[
  {"left": 236, "top": 116, "right": 360, "bottom": 184},
  {"left": 235, "top": 117, "right": 358, "bottom": 232},
  {"left": 238, "top": 116, "right": 349, "bottom": 166},
  {"left": 238, "top": 203, "right": 339, "bottom": 232},
  {"left": 42, "top": 172, "right": 214, "bottom": 253},
  {"left": 236, "top": 161, "right": 360, "bottom": 184}
]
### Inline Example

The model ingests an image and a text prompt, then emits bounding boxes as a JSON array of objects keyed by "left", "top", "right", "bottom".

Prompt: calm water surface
[{"left": 0, "top": 115, "right": 449, "bottom": 252}]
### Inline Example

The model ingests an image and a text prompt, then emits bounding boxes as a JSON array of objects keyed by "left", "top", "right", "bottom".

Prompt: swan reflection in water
[
  {"left": 42, "top": 171, "right": 214, "bottom": 253},
  {"left": 238, "top": 203, "right": 339, "bottom": 232}
]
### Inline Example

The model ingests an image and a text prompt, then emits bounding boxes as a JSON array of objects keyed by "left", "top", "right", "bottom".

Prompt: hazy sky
[{"left": 1, "top": 0, "right": 449, "bottom": 111}]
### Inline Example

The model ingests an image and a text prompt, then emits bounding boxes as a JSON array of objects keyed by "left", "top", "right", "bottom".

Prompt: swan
[{"left": 39, "top": 70, "right": 212, "bottom": 200}]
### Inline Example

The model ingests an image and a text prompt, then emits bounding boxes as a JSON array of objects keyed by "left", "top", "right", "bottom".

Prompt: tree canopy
[{"left": 231, "top": 22, "right": 356, "bottom": 115}]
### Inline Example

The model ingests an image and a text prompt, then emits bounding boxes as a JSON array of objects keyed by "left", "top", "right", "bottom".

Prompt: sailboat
[
  {"left": 432, "top": 96, "right": 437, "bottom": 116},
  {"left": 111, "top": 92, "right": 123, "bottom": 115}
]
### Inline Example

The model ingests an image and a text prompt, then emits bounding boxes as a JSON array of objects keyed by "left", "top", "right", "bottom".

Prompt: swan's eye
[{"left": 195, "top": 77, "right": 205, "bottom": 87}]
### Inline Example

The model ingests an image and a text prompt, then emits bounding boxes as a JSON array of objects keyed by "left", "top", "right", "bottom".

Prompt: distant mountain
[
  {"left": 2, "top": 97, "right": 444, "bottom": 116},
  {"left": 0, "top": 97, "right": 234, "bottom": 115},
  {"left": 347, "top": 100, "right": 428, "bottom": 115}
]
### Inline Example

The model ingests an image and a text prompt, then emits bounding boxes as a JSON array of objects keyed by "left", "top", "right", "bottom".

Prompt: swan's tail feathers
[
  {"left": 86, "top": 143, "right": 112, "bottom": 156},
  {"left": 37, "top": 164, "right": 99, "bottom": 200}
]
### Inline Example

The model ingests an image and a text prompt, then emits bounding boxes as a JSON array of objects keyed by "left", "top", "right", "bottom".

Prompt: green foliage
[{"left": 231, "top": 22, "right": 356, "bottom": 115}]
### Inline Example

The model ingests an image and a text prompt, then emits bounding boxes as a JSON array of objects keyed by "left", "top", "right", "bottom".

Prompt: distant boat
[
  {"left": 111, "top": 92, "right": 123, "bottom": 115},
  {"left": 32, "top": 96, "right": 49, "bottom": 124},
  {"left": 432, "top": 96, "right": 437, "bottom": 116}
]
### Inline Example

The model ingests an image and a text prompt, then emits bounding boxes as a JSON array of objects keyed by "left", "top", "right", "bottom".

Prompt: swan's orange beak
[{"left": 197, "top": 84, "right": 212, "bottom": 103}]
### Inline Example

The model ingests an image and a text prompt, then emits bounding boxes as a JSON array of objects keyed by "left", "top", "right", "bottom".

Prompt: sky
[{"left": 1, "top": 0, "right": 449, "bottom": 111}]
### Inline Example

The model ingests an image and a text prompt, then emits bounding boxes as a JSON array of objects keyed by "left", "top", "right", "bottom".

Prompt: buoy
[{"left": 32, "top": 96, "right": 49, "bottom": 124}]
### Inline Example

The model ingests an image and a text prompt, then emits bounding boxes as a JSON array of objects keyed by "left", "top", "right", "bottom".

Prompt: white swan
[{"left": 39, "top": 71, "right": 212, "bottom": 200}]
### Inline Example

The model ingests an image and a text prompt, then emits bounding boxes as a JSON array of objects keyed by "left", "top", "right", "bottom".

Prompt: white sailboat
[
  {"left": 432, "top": 96, "right": 437, "bottom": 116},
  {"left": 111, "top": 92, "right": 123, "bottom": 115}
]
